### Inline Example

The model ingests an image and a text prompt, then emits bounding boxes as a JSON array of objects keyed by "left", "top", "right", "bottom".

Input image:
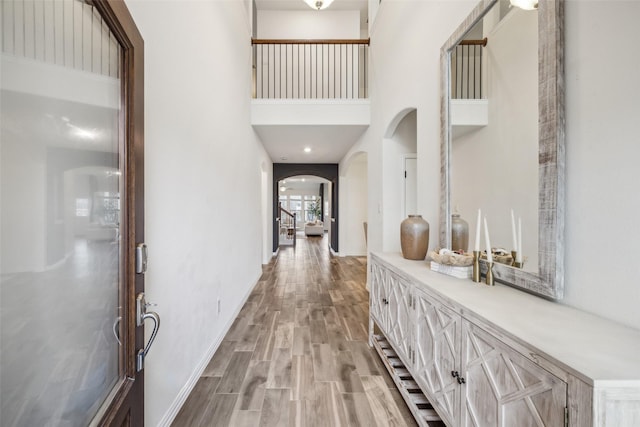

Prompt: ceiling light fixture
[
  {"left": 509, "top": 0, "right": 538, "bottom": 10},
  {"left": 304, "top": 147, "right": 312, "bottom": 153},
  {"left": 303, "top": 0, "right": 334, "bottom": 10}
]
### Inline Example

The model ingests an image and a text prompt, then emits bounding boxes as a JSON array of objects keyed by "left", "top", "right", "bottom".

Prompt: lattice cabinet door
[
  {"left": 460, "top": 320, "right": 567, "bottom": 427},
  {"left": 386, "top": 272, "right": 414, "bottom": 367},
  {"left": 413, "top": 290, "right": 462, "bottom": 427},
  {"left": 370, "top": 261, "right": 389, "bottom": 332}
]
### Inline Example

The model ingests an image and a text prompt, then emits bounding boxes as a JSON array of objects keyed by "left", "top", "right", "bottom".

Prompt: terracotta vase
[
  {"left": 400, "top": 215, "right": 429, "bottom": 260},
  {"left": 451, "top": 213, "right": 469, "bottom": 252}
]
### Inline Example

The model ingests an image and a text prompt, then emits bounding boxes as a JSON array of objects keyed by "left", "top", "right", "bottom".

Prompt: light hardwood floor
[{"left": 172, "top": 235, "right": 424, "bottom": 427}]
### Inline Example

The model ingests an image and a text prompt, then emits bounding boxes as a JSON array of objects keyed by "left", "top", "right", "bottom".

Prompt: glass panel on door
[{"left": 1, "top": 0, "right": 125, "bottom": 425}]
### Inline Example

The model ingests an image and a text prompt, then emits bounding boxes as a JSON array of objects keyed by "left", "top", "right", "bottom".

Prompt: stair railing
[{"left": 279, "top": 205, "right": 296, "bottom": 247}]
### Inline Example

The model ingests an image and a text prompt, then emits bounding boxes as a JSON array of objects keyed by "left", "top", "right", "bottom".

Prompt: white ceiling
[
  {"left": 254, "top": 124, "right": 368, "bottom": 163},
  {"left": 280, "top": 175, "right": 328, "bottom": 190},
  {"left": 255, "top": 0, "right": 369, "bottom": 29}
]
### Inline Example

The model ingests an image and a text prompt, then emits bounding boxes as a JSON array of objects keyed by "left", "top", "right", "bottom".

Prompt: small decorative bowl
[{"left": 428, "top": 249, "right": 474, "bottom": 266}]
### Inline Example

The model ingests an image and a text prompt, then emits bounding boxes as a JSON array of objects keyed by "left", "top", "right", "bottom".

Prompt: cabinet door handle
[
  {"left": 451, "top": 370, "right": 459, "bottom": 378},
  {"left": 457, "top": 376, "right": 466, "bottom": 385}
]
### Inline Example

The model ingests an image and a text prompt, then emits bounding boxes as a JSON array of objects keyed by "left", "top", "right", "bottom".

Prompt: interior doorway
[
  {"left": 272, "top": 164, "right": 339, "bottom": 254},
  {"left": 382, "top": 109, "right": 418, "bottom": 253},
  {"left": 277, "top": 175, "right": 329, "bottom": 246}
]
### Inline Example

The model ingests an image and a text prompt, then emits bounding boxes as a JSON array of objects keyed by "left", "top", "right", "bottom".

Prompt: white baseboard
[{"left": 156, "top": 270, "right": 262, "bottom": 427}]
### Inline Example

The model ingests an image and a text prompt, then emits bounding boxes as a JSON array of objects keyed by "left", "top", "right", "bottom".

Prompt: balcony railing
[
  {"left": 451, "top": 38, "right": 487, "bottom": 100},
  {"left": 252, "top": 38, "right": 369, "bottom": 99},
  {"left": 1, "top": 0, "right": 120, "bottom": 78}
]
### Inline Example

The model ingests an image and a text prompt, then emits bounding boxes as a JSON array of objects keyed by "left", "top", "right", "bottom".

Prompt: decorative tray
[{"left": 427, "top": 249, "right": 473, "bottom": 266}]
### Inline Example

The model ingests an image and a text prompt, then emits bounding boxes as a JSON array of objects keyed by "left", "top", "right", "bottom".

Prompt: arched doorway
[
  {"left": 273, "top": 164, "right": 339, "bottom": 253},
  {"left": 340, "top": 151, "right": 368, "bottom": 256},
  {"left": 382, "top": 108, "right": 418, "bottom": 253}
]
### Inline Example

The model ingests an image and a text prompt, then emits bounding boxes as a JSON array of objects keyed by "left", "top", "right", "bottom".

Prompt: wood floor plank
[
  {"left": 361, "top": 376, "right": 407, "bottom": 427},
  {"left": 310, "top": 382, "right": 349, "bottom": 427},
  {"left": 226, "top": 315, "right": 250, "bottom": 341},
  {"left": 175, "top": 236, "right": 418, "bottom": 427},
  {"left": 236, "top": 360, "right": 270, "bottom": 411},
  {"left": 309, "top": 320, "right": 329, "bottom": 344},
  {"left": 253, "top": 311, "right": 280, "bottom": 361},
  {"left": 172, "top": 377, "right": 220, "bottom": 427},
  {"left": 274, "top": 322, "right": 294, "bottom": 349},
  {"left": 217, "top": 351, "right": 253, "bottom": 394},
  {"left": 295, "top": 307, "right": 310, "bottom": 327},
  {"left": 292, "top": 326, "right": 312, "bottom": 358},
  {"left": 266, "top": 347, "right": 292, "bottom": 389},
  {"left": 322, "top": 306, "right": 340, "bottom": 326},
  {"left": 327, "top": 322, "right": 350, "bottom": 353},
  {"left": 309, "top": 304, "right": 324, "bottom": 321},
  {"left": 229, "top": 410, "right": 262, "bottom": 427},
  {"left": 279, "top": 303, "right": 295, "bottom": 324},
  {"left": 348, "top": 341, "right": 381, "bottom": 376},
  {"left": 311, "top": 343, "right": 338, "bottom": 382},
  {"left": 291, "top": 355, "right": 315, "bottom": 401},
  {"left": 289, "top": 400, "right": 307, "bottom": 427},
  {"left": 200, "top": 393, "right": 238, "bottom": 427},
  {"left": 335, "top": 351, "right": 364, "bottom": 393},
  {"left": 235, "top": 324, "right": 261, "bottom": 352},
  {"left": 342, "top": 392, "right": 377, "bottom": 427},
  {"left": 259, "top": 389, "right": 290, "bottom": 427},
  {"left": 202, "top": 341, "right": 235, "bottom": 377}
]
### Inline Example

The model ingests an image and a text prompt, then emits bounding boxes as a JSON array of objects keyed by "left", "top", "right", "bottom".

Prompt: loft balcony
[{"left": 250, "top": 39, "right": 370, "bottom": 158}]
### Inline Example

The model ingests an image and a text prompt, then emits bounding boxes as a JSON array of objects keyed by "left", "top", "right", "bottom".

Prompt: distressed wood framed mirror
[{"left": 439, "top": 0, "right": 565, "bottom": 299}]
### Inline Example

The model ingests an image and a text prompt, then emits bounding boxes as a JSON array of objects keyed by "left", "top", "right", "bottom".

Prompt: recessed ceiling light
[
  {"left": 304, "top": 147, "right": 311, "bottom": 153},
  {"left": 302, "top": 178, "right": 306, "bottom": 182}
]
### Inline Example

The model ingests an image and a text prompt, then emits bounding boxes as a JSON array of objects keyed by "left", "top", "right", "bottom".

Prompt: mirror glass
[
  {"left": 440, "top": 0, "right": 565, "bottom": 299},
  {"left": 450, "top": 0, "right": 538, "bottom": 273}
]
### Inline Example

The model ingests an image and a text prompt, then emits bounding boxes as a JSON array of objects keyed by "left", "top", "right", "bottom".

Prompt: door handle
[
  {"left": 136, "top": 292, "right": 161, "bottom": 372},
  {"left": 113, "top": 316, "right": 122, "bottom": 346}
]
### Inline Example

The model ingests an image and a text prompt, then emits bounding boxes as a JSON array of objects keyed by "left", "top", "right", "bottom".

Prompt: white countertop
[{"left": 372, "top": 252, "right": 640, "bottom": 387}]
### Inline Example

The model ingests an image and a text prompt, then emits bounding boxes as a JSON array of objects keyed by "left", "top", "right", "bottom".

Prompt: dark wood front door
[{"left": 0, "top": 0, "right": 145, "bottom": 425}]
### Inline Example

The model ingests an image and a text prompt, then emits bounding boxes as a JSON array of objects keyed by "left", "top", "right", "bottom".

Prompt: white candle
[
  {"left": 510, "top": 209, "right": 518, "bottom": 251},
  {"left": 475, "top": 209, "right": 482, "bottom": 251},
  {"left": 517, "top": 217, "right": 522, "bottom": 262},
  {"left": 484, "top": 217, "right": 493, "bottom": 263}
]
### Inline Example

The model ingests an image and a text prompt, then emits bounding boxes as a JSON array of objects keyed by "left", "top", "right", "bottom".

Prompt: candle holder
[
  {"left": 513, "top": 259, "right": 524, "bottom": 269},
  {"left": 511, "top": 250, "right": 517, "bottom": 266},
  {"left": 472, "top": 251, "right": 481, "bottom": 283},
  {"left": 485, "top": 261, "right": 495, "bottom": 286}
]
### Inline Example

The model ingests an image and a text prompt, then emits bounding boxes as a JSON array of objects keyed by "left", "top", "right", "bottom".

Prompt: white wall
[
  {"left": 124, "top": 1, "right": 272, "bottom": 426},
  {"left": 257, "top": 10, "right": 360, "bottom": 39},
  {"left": 355, "top": 0, "right": 640, "bottom": 331},
  {"left": 340, "top": 0, "right": 475, "bottom": 265},
  {"left": 451, "top": 8, "right": 538, "bottom": 270},
  {"left": 563, "top": 0, "right": 640, "bottom": 330},
  {"left": 340, "top": 152, "right": 368, "bottom": 256},
  {"left": 382, "top": 109, "right": 417, "bottom": 253}
]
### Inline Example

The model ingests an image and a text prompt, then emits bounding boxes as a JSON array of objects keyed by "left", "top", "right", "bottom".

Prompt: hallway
[{"left": 172, "top": 235, "right": 418, "bottom": 426}]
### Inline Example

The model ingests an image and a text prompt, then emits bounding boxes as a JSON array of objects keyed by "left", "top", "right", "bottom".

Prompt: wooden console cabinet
[{"left": 369, "top": 253, "right": 640, "bottom": 427}]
